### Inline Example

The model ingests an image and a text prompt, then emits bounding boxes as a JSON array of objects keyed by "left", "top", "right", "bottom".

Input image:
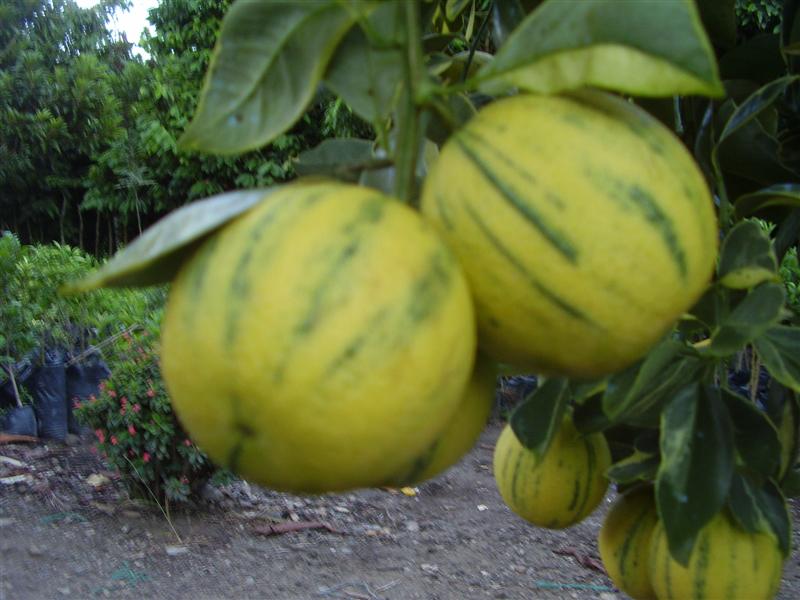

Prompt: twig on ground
[{"left": 253, "top": 520, "right": 342, "bottom": 536}]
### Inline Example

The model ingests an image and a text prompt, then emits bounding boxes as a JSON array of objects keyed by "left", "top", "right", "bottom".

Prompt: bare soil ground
[{"left": 2, "top": 421, "right": 799, "bottom": 600}]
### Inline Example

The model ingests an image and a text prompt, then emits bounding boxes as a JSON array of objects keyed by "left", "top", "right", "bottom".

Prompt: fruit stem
[{"left": 393, "top": 0, "right": 426, "bottom": 204}]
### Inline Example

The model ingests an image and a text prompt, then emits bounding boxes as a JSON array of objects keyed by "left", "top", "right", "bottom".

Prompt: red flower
[
  {"left": 73, "top": 400, "right": 81, "bottom": 410},
  {"left": 142, "top": 452, "right": 151, "bottom": 463},
  {"left": 180, "top": 476, "right": 189, "bottom": 485},
  {"left": 110, "top": 436, "right": 118, "bottom": 445},
  {"left": 128, "top": 425, "right": 136, "bottom": 436},
  {"left": 183, "top": 439, "right": 192, "bottom": 447},
  {"left": 89, "top": 394, "right": 97, "bottom": 403},
  {"left": 98, "top": 382, "right": 106, "bottom": 391},
  {"left": 108, "top": 390, "right": 117, "bottom": 399},
  {"left": 120, "top": 396, "right": 128, "bottom": 407},
  {"left": 146, "top": 389, "right": 155, "bottom": 398},
  {"left": 120, "top": 407, "right": 126, "bottom": 416},
  {"left": 95, "top": 429, "right": 105, "bottom": 443},
  {"left": 132, "top": 403, "right": 141, "bottom": 413}
]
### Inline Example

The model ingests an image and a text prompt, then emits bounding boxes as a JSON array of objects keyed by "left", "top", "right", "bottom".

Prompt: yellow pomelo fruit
[
  {"left": 599, "top": 487, "right": 658, "bottom": 600},
  {"left": 391, "top": 356, "right": 497, "bottom": 485},
  {"left": 493, "top": 417, "right": 611, "bottom": 528},
  {"left": 648, "top": 511, "right": 784, "bottom": 600},
  {"left": 421, "top": 91, "right": 718, "bottom": 378},
  {"left": 161, "top": 181, "right": 477, "bottom": 493}
]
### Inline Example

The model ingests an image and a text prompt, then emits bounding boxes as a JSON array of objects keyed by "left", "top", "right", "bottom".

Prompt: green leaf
[
  {"left": 755, "top": 326, "right": 800, "bottom": 392},
  {"left": 695, "top": 0, "right": 736, "bottom": 49},
  {"left": 61, "top": 189, "right": 275, "bottom": 292},
  {"left": 719, "top": 34, "right": 784, "bottom": 85},
  {"left": 603, "top": 340, "right": 703, "bottom": 428},
  {"left": 294, "top": 139, "right": 377, "bottom": 181},
  {"left": 735, "top": 184, "right": 800, "bottom": 219},
  {"left": 774, "top": 209, "right": 800, "bottom": 262},
  {"left": 474, "top": 0, "right": 724, "bottom": 98},
  {"left": 721, "top": 389, "right": 781, "bottom": 477},
  {"left": 714, "top": 101, "right": 799, "bottom": 195},
  {"left": 706, "top": 284, "right": 786, "bottom": 356},
  {"left": 607, "top": 450, "right": 660, "bottom": 484},
  {"left": 325, "top": 2, "right": 405, "bottom": 128},
  {"left": 509, "top": 377, "right": 570, "bottom": 457},
  {"left": 717, "top": 220, "right": 779, "bottom": 289},
  {"left": 781, "top": 464, "right": 800, "bottom": 496},
  {"left": 728, "top": 474, "right": 791, "bottom": 557},
  {"left": 491, "top": 0, "right": 525, "bottom": 48},
  {"left": 179, "top": 1, "right": 359, "bottom": 154},
  {"left": 445, "top": 0, "right": 472, "bottom": 22},
  {"left": 571, "top": 392, "right": 613, "bottom": 434},
  {"left": 718, "top": 76, "right": 800, "bottom": 145},
  {"left": 656, "top": 385, "right": 735, "bottom": 566}
]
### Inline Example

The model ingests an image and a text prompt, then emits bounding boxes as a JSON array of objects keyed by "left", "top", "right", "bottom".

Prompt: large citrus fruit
[
  {"left": 421, "top": 91, "right": 718, "bottom": 378},
  {"left": 648, "top": 511, "right": 784, "bottom": 600},
  {"left": 599, "top": 487, "right": 658, "bottom": 600},
  {"left": 493, "top": 417, "right": 611, "bottom": 528},
  {"left": 391, "top": 356, "right": 497, "bottom": 485},
  {"left": 161, "top": 181, "right": 477, "bottom": 493}
]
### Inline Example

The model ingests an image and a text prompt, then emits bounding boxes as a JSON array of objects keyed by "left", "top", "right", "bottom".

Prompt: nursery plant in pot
[{"left": 0, "top": 232, "right": 37, "bottom": 437}]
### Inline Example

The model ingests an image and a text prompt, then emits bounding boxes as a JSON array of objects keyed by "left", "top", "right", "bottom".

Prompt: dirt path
[{"left": 2, "top": 422, "right": 799, "bottom": 600}]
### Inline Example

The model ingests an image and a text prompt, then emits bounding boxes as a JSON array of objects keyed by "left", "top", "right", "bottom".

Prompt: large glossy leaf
[
  {"left": 509, "top": 377, "right": 570, "bottom": 457},
  {"left": 179, "top": 1, "right": 359, "bottom": 154},
  {"left": 473, "top": 0, "right": 723, "bottom": 98},
  {"left": 728, "top": 474, "right": 791, "bottom": 557},
  {"left": 656, "top": 385, "right": 735, "bottom": 566},
  {"left": 696, "top": 0, "right": 736, "bottom": 50},
  {"left": 735, "top": 183, "right": 800, "bottom": 218},
  {"left": 755, "top": 326, "right": 800, "bottom": 392},
  {"left": 721, "top": 389, "right": 781, "bottom": 477},
  {"left": 62, "top": 189, "right": 275, "bottom": 292},
  {"left": 294, "top": 138, "right": 377, "bottom": 182},
  {"left": 718, "top": 76, "right": 800, "bottom": 145},
  {"left": 717, "top": 220, "right": 778, "bottom": 289},
  {"left": 325, "top": 2, "right": 405, "bottom": 128},
  {"left": 706, "top": 283, "right": 786, "bottom": 356}
]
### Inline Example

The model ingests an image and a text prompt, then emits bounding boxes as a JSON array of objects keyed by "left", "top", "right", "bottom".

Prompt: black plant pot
[{"left": 0, "top": 405, "right": 37, "bottom": 437}]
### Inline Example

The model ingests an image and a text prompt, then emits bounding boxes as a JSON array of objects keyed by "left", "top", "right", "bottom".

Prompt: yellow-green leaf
[{"left": 474, "top": 0, "right": 724, "bottom": 98}]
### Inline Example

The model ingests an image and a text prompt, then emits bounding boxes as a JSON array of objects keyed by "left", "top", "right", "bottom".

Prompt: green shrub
[
  {"left": 781, "top": 247, "right": 800, "bottom": 321},
  {"left": 0, "top": 237, "right": 163, "bottom": 365},
  {"left": 75, "top": 318, "right": 216, "bottom": 504}
]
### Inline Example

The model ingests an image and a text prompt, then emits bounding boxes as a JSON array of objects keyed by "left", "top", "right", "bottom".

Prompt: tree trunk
[
  {"left": 78, "top": 206, "right": 84, "bottom": 250},
  {"left": 60, "top": 196, "right": 67, "bottom": 244},
  {"left": 95, "top": 212, "right": 100, "bottom": 257}
]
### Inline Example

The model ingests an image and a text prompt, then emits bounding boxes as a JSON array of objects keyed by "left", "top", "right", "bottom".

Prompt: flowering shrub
[{"left": 75, "top": 318, "right": 216, "bottom": 503}]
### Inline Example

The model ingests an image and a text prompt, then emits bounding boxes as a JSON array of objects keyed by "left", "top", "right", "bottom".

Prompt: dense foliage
[{"left": 0, "top": 0, "right": 363, "bottom": 255}]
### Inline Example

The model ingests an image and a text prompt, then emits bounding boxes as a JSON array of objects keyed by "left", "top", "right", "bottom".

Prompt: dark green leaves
[
  {"left": 735, "top": 184, "right": 800, "bottom": 218},
  {"left": 474, "top": 0, "right": 723, "bottom": 98},
  {"left": 62, "top": 189, "right": 275, "bottom": 292},
  {"left": 325, "top": 2, "right": 405, "bottom": 130},
  {"left": 294, "top": 139, "right": 377, "bottom": 181},
  {"left": 722, "top": 389, "right": 781, "bottom": 476},
  {"left": 509, "top": 378, "right": 569, "bottom": 458},
  {"left": 717, "top": 76, "right": 800, "bottom": 144},
  {"left": 718, "top": 220, "right": 778, "bottom": 289},
  {"left": 656, "top": 385, "right": 735, "bottom": 566},
  {"left": 602, "top": 339, "right": 699, "bottom": 427},
  {"left": 180, "top": 1, "right": 360, "bottom": 154},
  {"left": 728, "top": 475, "right": 791, "bottom": 557},
  {"left": 706, "top": 283, "right": 786, "bottom": 355},
  {"left": 755, "top": 326, "right": 800, "bottom": 392}
]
